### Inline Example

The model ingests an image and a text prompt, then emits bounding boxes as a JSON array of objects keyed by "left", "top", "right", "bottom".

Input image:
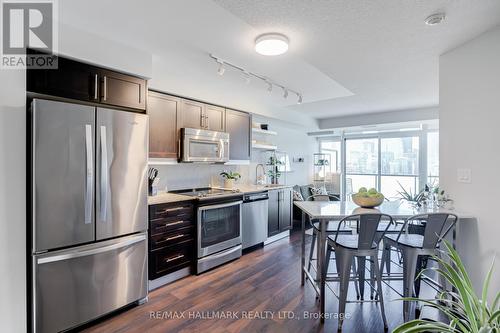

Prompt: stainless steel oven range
[{"left": 169, "top": 188, "right": 243, "bottom": 273}]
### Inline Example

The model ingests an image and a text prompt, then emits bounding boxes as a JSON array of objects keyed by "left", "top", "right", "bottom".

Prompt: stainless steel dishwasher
[{"left": 242, "top": 192, "right": 269, "bottom": 249}]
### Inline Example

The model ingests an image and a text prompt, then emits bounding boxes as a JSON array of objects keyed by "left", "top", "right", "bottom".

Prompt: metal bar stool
[
  {"left": 305, "top": 195, "right": 359, "bottom": 297},
  {"left": 380, "top": 213, "right": 458, "bottom": 322},
  {"left": 359, "top": 219, "right": 404, "bottom": 300},
  {"left": 326, "top": 213, "right": 394, "bottom": 331}
]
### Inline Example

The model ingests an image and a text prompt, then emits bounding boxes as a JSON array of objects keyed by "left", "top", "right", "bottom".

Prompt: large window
[
  {"left": 380, "top": 136, "right": 419, "bottom": 199},
  {"left": 427, "top": 132, "right": 439, "bottom": 187},
  {"left": 345, "top": 138, "right": 378, "bottom": 194},
  {"left": 320, "top": 129, "right": 438, "bottom": 200},
  {"left": 319, "top": 140, "right": 340, "bottom": 172}
]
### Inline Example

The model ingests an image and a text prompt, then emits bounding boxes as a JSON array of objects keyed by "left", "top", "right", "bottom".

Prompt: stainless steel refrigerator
[{"left": 30, "top": 99, "right": 148, "bottom": 333}]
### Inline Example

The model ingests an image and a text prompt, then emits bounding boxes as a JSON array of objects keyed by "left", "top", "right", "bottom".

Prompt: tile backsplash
[{"left": 152, "top": 163, "right": 251, "bottom": 191}]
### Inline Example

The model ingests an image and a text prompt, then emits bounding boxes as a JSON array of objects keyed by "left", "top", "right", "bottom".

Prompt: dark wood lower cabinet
[
  {"left": 268, "top": 188, "right": 293, "bottom": 237},
  {"left": 148, "top": 201, "right": 195, "bottom": 280}
]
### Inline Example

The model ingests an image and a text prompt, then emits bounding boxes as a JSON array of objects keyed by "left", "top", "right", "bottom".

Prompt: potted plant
[
  {"left": 266, "top": 156, "right": 283, "bottom": 184},
  {"left": 394, "top": 240, "right": 500, "bottom": 333},
  {"left": 397, "top": 181, "right": 427, "bottom": 208},
  {"left": 220, "top": 171, "right": 241, "bottom": 189}
]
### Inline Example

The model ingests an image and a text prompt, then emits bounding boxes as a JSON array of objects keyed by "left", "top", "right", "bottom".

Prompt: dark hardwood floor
[{"left": 82, "top": 230, "right": 440, "bottom": 333}]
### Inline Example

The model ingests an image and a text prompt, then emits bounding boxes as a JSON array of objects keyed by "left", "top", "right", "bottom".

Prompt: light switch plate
[{"left": 457, "top": 168, "right": 471, "bottom": 183}]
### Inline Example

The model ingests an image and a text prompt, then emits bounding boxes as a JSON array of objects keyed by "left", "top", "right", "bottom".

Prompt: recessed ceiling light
[
  {"left": 425, "top": 13, "right": 446, "bottom": 26},
  {"left": 255, "top": 33, "right": 289, "bottom": 56}
]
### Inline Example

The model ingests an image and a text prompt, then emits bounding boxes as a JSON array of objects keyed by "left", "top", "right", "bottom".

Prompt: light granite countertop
[
  {"left": 148, "top": 192, "right": 195, "bottom": 206},
  {"left": 148, "top": 184, "right": 293, "bottom": 205}
]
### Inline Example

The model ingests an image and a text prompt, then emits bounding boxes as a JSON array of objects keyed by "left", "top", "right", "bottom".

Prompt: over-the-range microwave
[{"left": 180, "top": 128, "right": 229, "bottom": 163}]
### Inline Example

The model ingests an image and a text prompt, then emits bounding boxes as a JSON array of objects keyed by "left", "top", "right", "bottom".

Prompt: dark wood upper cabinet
[
  {"left": 27, "top": 54, "right": 147, "bottom": 112},
  {"left": 179, "top": 99, "right": 205, "bottom": 129},
  {"left": 225, "top": 109, "right": 251, "bottom": 160},
  {"left": 205, "top": 105, "right": 225, "bottom": 132},
  {"left": 178, "top": 100, "right": 225, "bottom": 131},
  {"left": 148, "top": 91, "right": 180, "bottom": 159},
  {"left": 100, "top": 70, "right": 146, "bottom": 111},
  {"left": 27, "top": 56, "right": 100, "bottom": 102}
]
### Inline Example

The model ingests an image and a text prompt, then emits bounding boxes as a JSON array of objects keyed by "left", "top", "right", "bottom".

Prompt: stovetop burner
[{"left": 170, "top": 187, "right": 241, "bottom": 198}]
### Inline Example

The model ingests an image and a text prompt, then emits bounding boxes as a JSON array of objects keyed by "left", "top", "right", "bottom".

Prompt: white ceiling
[{"left": 60, "top": 0, "right": 500, "bottom": 123}]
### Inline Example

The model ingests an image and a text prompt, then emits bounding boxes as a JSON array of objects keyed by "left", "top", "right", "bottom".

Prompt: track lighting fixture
[{"left": 209, "top": 54, "right": 303, "bottom": 103}]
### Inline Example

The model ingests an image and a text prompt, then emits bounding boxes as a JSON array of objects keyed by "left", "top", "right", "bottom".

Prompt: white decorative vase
[{"left": 224, "top": 179, "right": 234, "bottom": 189}]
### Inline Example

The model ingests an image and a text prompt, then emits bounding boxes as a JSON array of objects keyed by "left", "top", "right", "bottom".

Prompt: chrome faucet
[{"left": 255, "top": 164, "right": 266, "bottom": 185}]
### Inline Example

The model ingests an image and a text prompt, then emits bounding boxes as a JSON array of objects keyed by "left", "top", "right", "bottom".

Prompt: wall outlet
[{"left": 457, "top": 168, "right": 471, "bottom": 183}]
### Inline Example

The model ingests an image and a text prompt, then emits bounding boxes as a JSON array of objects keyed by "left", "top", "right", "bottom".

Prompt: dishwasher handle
[{"left": 243, "top": 193, "right": 269, "bottom": 202}]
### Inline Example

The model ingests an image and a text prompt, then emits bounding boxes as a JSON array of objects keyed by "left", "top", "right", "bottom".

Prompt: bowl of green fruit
[{"left": 351, "top": 187, "right": 385, "bottom": 208}]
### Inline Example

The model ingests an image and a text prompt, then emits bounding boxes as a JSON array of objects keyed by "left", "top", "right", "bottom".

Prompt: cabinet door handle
[
  {"left": 102, "top": 76, "right": 107, "bottom": 101},
  {"left": 205, "top": 116, "right": 209, "bottom": 129},
  {"left": 94, "top": 74, "right": 98, "bottom": 100},
  {"left": 200, "top": 114, "right": 204, "bottom": 128},
  {"left": 166, "top": 254, "right": 184, "bottom": 262}
]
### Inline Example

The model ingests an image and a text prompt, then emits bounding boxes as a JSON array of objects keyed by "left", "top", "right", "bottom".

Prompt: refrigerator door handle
[
  {"left": 37, "top": 234, "right": 146, "bottom": 264},
  {"left": 84, "top": 124, "right": 93, "bottom": 224},
  {"left": 100, "top": 125, "right": 108, "bottom": 222}
]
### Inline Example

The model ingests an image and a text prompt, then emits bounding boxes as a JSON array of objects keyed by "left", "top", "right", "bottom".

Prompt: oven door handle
[{"left": 198, "top": 200, "right": 243, "bottom": 211}]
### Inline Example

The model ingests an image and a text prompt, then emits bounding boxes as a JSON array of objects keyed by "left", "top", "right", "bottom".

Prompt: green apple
[
  {"left": 358, "top": 187, "right": 368, "bottom": 193},
  {"left": 368, "top": 188, "right": 378, "bottom": 195}
]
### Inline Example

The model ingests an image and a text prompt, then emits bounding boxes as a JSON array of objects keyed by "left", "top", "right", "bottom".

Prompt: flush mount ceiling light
[
  {"left": 425, "top": 13, "right": 446, "bottom": 26},
  {"left": 255, "top": 33, "right": 289, "bottom": 56}
]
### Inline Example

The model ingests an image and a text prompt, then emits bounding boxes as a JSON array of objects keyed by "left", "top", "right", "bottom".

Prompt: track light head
[
  {"left": 283, "top": 88, "right": 288, "bottom": 98},
  {"left": 267, "top": 81, "right": 273, "bottom": 92},
  {"left": 297, "top": 93, "right": 303, "bottom": 104},
  {"left": 243, "top": 71, "right": 251, "bottom": 84},
  {"left": 216, "top": 59, "right": 225, "bottom": 76}
]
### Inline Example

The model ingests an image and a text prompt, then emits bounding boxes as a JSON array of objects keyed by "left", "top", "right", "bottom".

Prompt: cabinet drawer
[
  {"left": 150, "top": 226, "right": 194, "bottom": 250},
  {"left": 149, "top": 241, "right": 193, "bottom": 279},
  {"left": 151, "top": 204, "right": 193, "bottom": 219},
  {"left": 150, "top": 217, "right": 193, "bottom": 235}
]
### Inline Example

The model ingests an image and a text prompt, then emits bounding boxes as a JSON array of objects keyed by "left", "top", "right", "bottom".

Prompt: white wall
[
  {"left": 0, "top": 68, "right": 27, "bottom": 333},
  {"left": 440, "top": 25, "right": 500, "bottom": 299}
]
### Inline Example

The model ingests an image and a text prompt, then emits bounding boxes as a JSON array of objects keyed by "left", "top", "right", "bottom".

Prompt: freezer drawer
[{"left": 33, "top": 233, "right": 147, "bottom": 333}]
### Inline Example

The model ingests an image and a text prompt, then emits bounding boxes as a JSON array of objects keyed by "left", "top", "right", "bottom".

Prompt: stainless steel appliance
[
  {"left": 180, "top": 128, "right": 229, "bottom": 163},
  {"left": 242, "top": 192, "right": 269, "bottom": 249},
  {"left": 171, "top": 188, "right": 242, "bottom": 273},
  {"left": 30, "top": 99, "right": 148, "bottom": 333}
]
